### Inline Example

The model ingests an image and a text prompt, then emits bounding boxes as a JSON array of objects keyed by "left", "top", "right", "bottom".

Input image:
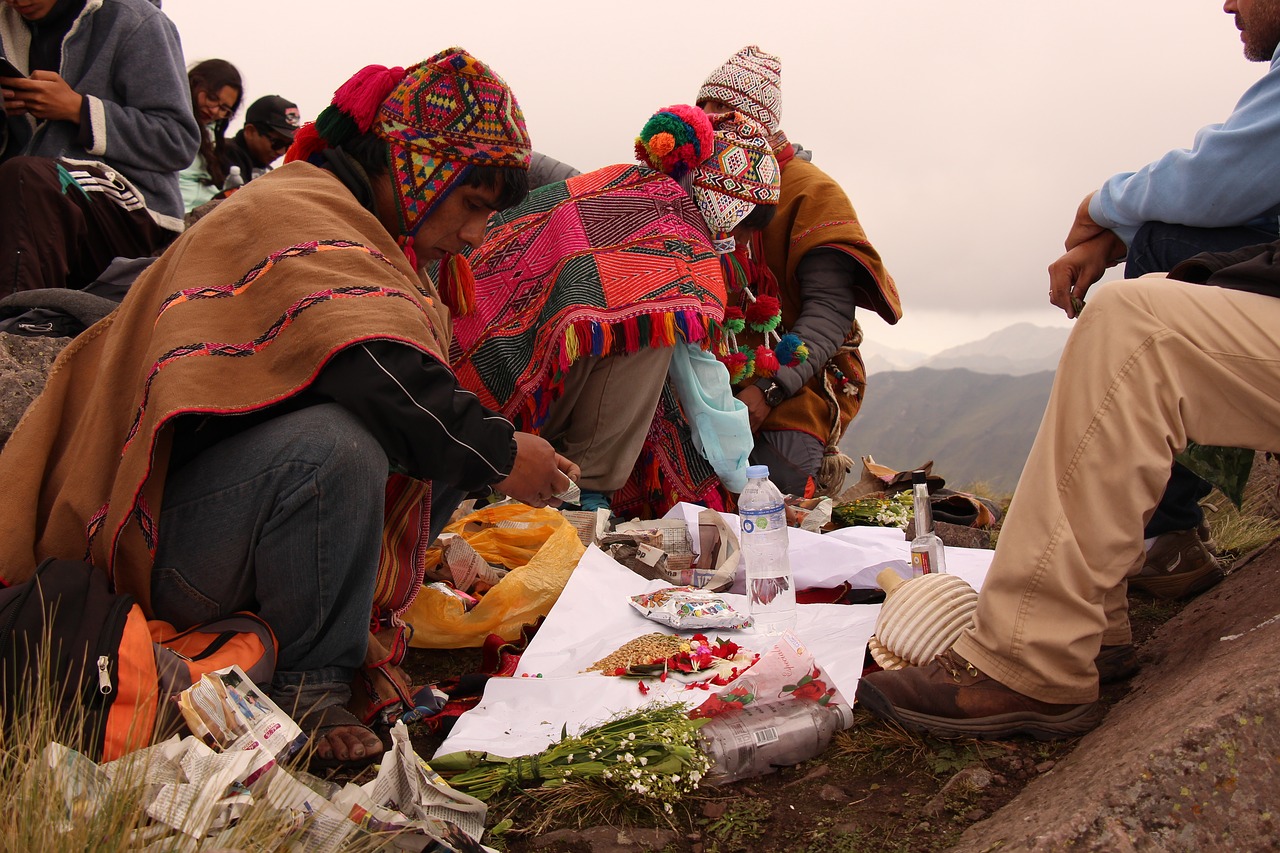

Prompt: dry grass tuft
[
  {"left": 1204, "top": 493, "right": 1280, "bottom": 562},
  {"left": 832, "top": 710, "right": 935, "bottom": 774},
  {"left": 493, "top": 778, "right": 687, "bottom": 837}
]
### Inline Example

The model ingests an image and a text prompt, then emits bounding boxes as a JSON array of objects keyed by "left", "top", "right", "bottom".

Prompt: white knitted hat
[{"left": 696, "top": 46, "right": 782, "bottom": 135}]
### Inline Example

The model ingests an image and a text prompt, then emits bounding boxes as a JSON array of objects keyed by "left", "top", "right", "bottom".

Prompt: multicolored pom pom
[
  {"left": 635, "top": 105, "right": 715, "bottom": 179},
  {"left": 745, "top": 294, "right": 782, "bottom": 332},
  {"left": 719, "top": 350, "right": 749, "bottom": 384},
  {"left": 723, "top": 306, "right": 746, "bottom": 335},
  {"left": 738, "top": 345, "right": 757, "bottom": 381},
  {"left": 775, "top": 332, "right": 809, "bottom": 367},
  {"left": 754, "top": 345, "right": 779, "bottom": 377}
]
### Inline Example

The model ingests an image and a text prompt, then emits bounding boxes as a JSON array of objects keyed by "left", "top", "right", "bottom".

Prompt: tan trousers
[
  {"left": 953, "top": 275, "right": 1280, "bottom": 704},
  {"left": 540, "top": 346, "right": 674, "bottom": 492}
]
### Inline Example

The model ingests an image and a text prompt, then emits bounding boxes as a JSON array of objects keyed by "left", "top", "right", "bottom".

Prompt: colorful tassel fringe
[{"left": 439, "top": 253, "right": 476, "bottom": 316}]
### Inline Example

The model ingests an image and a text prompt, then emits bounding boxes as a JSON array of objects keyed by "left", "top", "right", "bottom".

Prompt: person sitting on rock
[
  {"left": 224, "top": 94, "right": 302, "bottom": 185},
  {"left": 177, "top": 58, "right": 243, "bottom": 213},
  {"left": 0, "top": 0, "right": 199, "bottom": 296},
  {"left": 1045, "top": 0, "right": 1280, "bottom": 602},
  {"left": 856, "top": 240, "right": 1280, "bottom": 739}
]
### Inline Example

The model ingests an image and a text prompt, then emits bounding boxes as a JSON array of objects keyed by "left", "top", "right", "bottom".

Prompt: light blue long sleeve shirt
[{"left": 1090, "top": 43, "right": 1280, "bottom": 246}]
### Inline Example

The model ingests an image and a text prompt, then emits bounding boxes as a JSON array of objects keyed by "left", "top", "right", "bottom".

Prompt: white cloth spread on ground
[{"left": 435, "top": 508, "right": 994, "bottom": 759}]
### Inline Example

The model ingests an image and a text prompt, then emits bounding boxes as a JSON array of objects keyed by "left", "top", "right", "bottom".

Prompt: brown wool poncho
[{"left": 0, "top": 162, "right": 452, "bottom": 613}]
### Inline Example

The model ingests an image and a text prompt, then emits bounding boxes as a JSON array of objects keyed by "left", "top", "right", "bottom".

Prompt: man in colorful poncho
[
  {"left": 452, "top": 107, "right": 778, "bottom": 514},
  {"left": 696, "top": 46, "right": 901, "bottom": 498},
  {"left": 0, "top": 49, "right": 576, "bottom": 767}
]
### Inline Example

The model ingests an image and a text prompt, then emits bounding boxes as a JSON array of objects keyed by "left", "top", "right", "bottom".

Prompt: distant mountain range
[
  {"left": 839, "top": 368, "right": 1053, "bottom": 494},
  {"left": 860, "top": 322, "right": 1071, "bottom": 376},
  {"left": 841, "top": 323, "right": 1069, "bottom": 493}
]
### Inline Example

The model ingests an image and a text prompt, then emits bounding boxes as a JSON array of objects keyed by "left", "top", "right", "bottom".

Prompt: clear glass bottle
[
  {"left": 909, "top": 470, "right": 947, "bottom": 575},
  {"left": 698, "top": 701, "right": 853, "bottom": 784},
  {"left": 738, "top": 465, "right": 797, "bottom": 634}
]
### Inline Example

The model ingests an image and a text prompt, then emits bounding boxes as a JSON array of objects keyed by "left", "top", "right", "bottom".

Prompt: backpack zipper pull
[{"left": 97, "top": 655, "right": 113, "bottom": 694}]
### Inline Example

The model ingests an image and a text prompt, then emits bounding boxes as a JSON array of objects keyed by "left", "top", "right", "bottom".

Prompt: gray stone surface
[
  {"left": 0, "top": 333, "right": 69, "bottom": 449},
  {"left": 950, "top": 542, "right": 1280, "bottom": 852}
]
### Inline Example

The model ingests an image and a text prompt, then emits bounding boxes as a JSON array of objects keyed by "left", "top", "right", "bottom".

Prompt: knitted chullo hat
[
  {"left": 691, "top": 113, "right": 780, "bottom": 252},
  {"left": 696, "top": 45, "right": 782, "bottom": 136},
  {"left": 286, "top": 47, "right": 531, "bottom": 239}
]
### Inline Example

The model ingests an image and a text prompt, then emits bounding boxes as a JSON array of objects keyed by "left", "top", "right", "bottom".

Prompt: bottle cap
[
  {"left": 912, "top": 470, "right": 927, "bottom": 485},
  {"left": 746, "top": 464, "right": 770, "bottom": 479}
]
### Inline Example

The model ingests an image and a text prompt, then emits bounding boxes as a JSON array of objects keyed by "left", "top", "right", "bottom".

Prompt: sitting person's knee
[{"left": 280, "top": 404, "right": 387, "bottom": 486}]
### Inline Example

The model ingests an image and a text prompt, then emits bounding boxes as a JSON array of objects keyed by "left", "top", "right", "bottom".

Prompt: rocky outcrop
[
  {"left": 951, "top": 542, "right": 1280, "bottom": 851},
  {"left": 0, "top": 333, "right": 69, "bottom": 449}
]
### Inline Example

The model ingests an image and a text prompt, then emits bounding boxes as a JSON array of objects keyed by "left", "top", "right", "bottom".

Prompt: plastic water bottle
[
  {"left": 222, "top": 165, "right": 244, "bottom": 191},
  {"left": 698, "top": 701, "right": 854, "bottom": 784},
  {"left": 738, "top": 464, "right": 796, "bottom": 633},
  {"left": 909, "top": 470, "right": 947, "bottom": 576}
]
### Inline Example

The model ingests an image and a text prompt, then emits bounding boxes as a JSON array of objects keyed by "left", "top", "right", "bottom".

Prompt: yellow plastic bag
[{"left": 404, "top": 503, "right": 585, "bottom": 649}]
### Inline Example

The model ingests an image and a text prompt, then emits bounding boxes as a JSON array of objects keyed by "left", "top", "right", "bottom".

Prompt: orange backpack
[{"left": 1, "top": 558, "right": 277, "bottom": 761}]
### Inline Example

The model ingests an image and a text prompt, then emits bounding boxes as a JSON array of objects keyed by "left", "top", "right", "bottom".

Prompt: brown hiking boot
[
  {"left": 1128, "top": 528, "right": 1223, "bottom": 599},
  {"left": 855, "top": 650, "right": 1103, "bottom": 740},
  {"left": 1095, "top": 644, "right": 1139, "bottom": 684}
]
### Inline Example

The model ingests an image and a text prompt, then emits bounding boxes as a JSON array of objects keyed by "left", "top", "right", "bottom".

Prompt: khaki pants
[
  {"left": 540, "top": 346, "right": 673, "bottom": 492},
  {"left": 953, "top": 275, "right": 1280, "bottom": 704}
]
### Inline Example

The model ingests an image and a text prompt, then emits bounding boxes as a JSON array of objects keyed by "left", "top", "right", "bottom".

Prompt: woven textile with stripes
[{"left": 450, "top": 163, "right": 728, "bottom": 430}]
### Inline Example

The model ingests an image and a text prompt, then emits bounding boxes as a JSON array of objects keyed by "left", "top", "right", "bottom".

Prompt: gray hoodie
[{"left": 0, "top": 0, "right": 199, "bottom": 229}]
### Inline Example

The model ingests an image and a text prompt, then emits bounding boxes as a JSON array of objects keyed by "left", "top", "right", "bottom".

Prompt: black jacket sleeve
[{"left": 311, "top": 340, "right": 517, "bottom": 491}]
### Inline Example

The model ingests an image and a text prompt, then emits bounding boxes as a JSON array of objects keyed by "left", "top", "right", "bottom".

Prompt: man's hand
[
  {"left": 493, "top": 432, "right": 581, "bottom": 508},
  {"left": 1064, "top": 192, "right": 1107, "bottom": 251},
  {"left": 736, "top": 384, "right": 772, "bottom": 432},
  {"left": 2, "top": 71, "right": 83, "bottom": 123},
  {"left": 1047, "top": 231, "right": 1127, "bottom": 319}
]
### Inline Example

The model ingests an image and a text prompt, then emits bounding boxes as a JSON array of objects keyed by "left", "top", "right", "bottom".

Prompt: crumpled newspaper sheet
[{"left": 42, "top": 666, "right": 494, "bottom": 852}]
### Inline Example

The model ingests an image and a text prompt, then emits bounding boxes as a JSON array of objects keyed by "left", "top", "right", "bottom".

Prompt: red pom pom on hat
[{"left": 332, "top": 65, "right": 407, "bottom": 132}]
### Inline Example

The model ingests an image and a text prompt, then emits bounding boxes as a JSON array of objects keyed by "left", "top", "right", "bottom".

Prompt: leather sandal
[{"left": 300, "top": 699, "right": 386, "bottom": 772}]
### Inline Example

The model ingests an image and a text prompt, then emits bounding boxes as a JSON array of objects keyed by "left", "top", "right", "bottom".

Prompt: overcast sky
[{"left": 163, "top": 0, "right": 1261, "bottom": 355}]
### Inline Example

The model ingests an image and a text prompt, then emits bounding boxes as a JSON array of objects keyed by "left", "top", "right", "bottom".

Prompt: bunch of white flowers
[
  {"left": 832, "top": 490, "right": 914, "bottom": 530},
  {"left": 432, "top": 704, "right": 711, "bottom": 806}
]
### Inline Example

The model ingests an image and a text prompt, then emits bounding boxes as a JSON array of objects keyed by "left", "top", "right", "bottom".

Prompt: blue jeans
[
  {"left": 151, "top": 404, "right": 387, "bottom": 701},
  {"left": 1125, "top": 220, "right": 1279, "bottom": 537},
  {"left": 1125, "top": 220, "right": 1279, "bottom": 280}
]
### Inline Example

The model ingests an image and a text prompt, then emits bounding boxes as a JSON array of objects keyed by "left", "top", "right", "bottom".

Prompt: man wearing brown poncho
[
  {"left": 696, "top": 46, "right": 901, "bottom": 497},
  {"left": 0, "top": 49, "right": 576, "bottom": 767}
]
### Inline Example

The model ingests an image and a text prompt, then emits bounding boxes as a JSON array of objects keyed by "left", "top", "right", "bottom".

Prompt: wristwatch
[{"left": 757, "top": 377, "right": 788, "bottom": 407}]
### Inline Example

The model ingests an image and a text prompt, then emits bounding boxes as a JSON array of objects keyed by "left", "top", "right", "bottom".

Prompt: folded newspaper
[{"left": 43, "top": 665, "right": 495, "bottom": 852}]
